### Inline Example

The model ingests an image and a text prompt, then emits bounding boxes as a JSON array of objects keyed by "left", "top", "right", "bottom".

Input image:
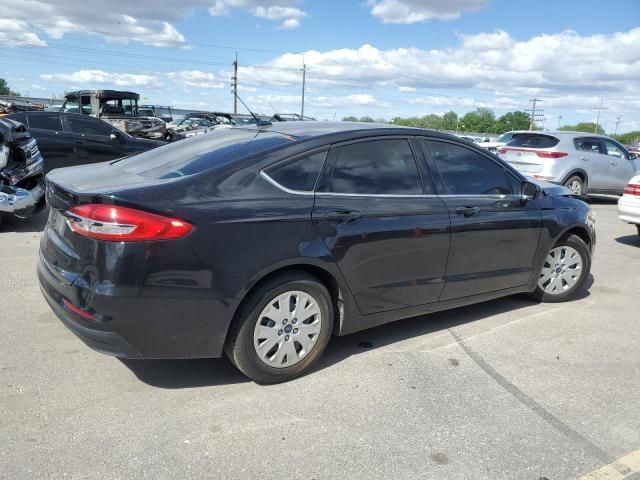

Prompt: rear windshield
[
  {"left": 507, "top": 133, "right": 559, "bottom": 149},
  {"left": 115, "top": 128, "right": 294, "bottom": 179}
]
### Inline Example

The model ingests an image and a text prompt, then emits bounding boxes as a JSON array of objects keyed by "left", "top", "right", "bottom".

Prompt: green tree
[
  {"left": 342, "top": 116, "right": 359, "bottom": 122},
  {"left": 0, "top": 78, "right": 20, "bottom": 96},
  {"left": 559, "top": 122, "right": 605, "bottom": 135},
  {"left": 612, "top": 131, "right": 640, "bottom": 145},
  {"left": 441, "top": 111, "right": 458, "bottom": 130},
  {"left": 460, "top": 108, "right": 495, "bottom": 133},
  {"left": 358, "top": 116, "right": 375, "bottom": 123},
  {"left": 497, "top": 111, "right": 530, "bottom": 131}
]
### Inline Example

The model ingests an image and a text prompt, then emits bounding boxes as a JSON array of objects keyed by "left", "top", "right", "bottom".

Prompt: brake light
[
  {"left": 499, "top": 147, "right": 567, "bottom": 158},
  {"left": 65, "top": 204, "right": 193, "bottom": 242},
  {"left": 63, "top": 298, "right": 97, "bottom": 322},
  {"left": 623, "top": 183, "right": 640, "bottom": 197}
]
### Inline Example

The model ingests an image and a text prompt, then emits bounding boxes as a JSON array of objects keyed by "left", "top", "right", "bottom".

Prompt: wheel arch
[
  {"left": 225, "top": 260, "right": 352, "bottom": 347},
  {"left": 561, "top": 169, "right": 589, "bottom": 190}
]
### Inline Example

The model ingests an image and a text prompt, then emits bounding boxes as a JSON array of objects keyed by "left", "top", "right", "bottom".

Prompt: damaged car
[
  {"left": 60, "top": 90, "right": 167, "bottom": 140},
  {"left": 0, "top": 118, "right": 45, "bottom": 223}
]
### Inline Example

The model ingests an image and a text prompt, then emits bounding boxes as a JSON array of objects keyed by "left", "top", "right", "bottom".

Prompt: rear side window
[
  {"left": 424, "top": 140, "right": 511, "bottom": 195},
  {"left": 267, "top": 151, "right": 327, "bottom": 192},
  {"left": 117, "top": 129, "right": 294, "bottom": 179},
  {"left": 66, "top": 116, "right": 113, "bottom": 136},
  {"left": 27, "top": 114, "right": 62, "bottom": 131},
  {"left": 323, "top": 139, "right": 423, "bottom": 195},
  {"left": 507, "top": 134, "right": 559, "bottom": 148},
  {"left": 574, "top": 137, "right": 604, "bottom": 154}
]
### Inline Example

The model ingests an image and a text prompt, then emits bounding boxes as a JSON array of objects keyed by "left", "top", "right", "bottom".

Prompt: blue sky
[{"left": 2, "top": 0, "right": 639, "bottom": 133}]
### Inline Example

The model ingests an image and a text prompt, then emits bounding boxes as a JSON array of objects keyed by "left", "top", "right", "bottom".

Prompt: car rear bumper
[
  {"left": 37, "top": 251, "right": 247, "bottom": 359},
  {"left": 618, "top": 196, "right": 640, "bottom": 224}
]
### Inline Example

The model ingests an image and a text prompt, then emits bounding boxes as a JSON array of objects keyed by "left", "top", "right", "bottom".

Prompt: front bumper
[
  {"left": 0, "top": 180, "right": 44, "bottom": 214},
  {"left": 618, "top": 196, "right": 640, "bottom": 224}
]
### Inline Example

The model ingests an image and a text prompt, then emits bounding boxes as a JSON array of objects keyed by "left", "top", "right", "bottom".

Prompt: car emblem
[{"left": 25, "top": 149, "right": 32, "bottom": 161}]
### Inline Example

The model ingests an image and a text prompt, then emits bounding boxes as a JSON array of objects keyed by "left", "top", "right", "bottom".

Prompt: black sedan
[
  {"left": 38, "top": 122, "right": 596, "bottom": 383},
  {"left": 6, "top": 111, "right": 164, "bottom": 174}
]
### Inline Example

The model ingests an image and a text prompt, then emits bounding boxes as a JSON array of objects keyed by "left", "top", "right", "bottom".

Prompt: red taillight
[
  {"left": 623, "top": 183, "right": 640, "bottom": 197},
  {"left": 65, "top": 204, "right": 194, "bottom": 242},
  {"left": 63, "top": 298, "right": 97, "bottom": 322},
  {"left": 499, "top": 147, "right": 567, "bottom": 158}
]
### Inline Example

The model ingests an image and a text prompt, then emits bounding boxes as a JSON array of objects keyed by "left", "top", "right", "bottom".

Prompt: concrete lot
[{"left": 1, "top": 198, "right": 639, "bottom": 480}]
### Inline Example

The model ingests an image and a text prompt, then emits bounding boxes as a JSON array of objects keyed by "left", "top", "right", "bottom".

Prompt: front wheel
[
  {"left": 529, "top": 234, "right": 591, "bottom": 302},
  {"left": 225, "top": 272, "right": 333, "bottom": 384}
]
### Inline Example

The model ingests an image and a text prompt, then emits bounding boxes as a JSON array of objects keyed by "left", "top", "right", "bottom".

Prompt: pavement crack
[{"left": 448, "top": 328, "right": 618, "bottom": 469}]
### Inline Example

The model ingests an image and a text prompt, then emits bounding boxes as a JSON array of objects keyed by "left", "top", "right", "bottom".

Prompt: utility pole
[
  {"left": 528, "top": 98, "right": 542, "bottom": 130},
  {"left": 300, "top": 61, "right": 307, "bottom": 118},
  {"left": 594, "top": 99, "right": 606, "bottom": 133},
  {"left": 231, "top": 52, "right": 238, "bottom": 114},
  {"left": 615, "top": 115, "right": 622, "bottom": 135},
  {"left": 557, "top": 115, "right": 562, "bottom": 129}
]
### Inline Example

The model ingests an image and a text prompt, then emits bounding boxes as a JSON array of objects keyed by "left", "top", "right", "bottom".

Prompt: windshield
[
  {"left": 115, "top": 128, "right": 295, "bottom": 179},
  {"left": 507, "top": 133, "right": 560, "bottom": 148}
]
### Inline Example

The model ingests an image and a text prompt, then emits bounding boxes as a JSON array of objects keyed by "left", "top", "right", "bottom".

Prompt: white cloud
[
  {"left": 208, "top": 0, "right": 306, "bottom": 29},
  {"left": 367, "top": 0, "right": 487, "bottom": 24},
  {"left": 166, "top": 70, "right": 225, "bottom": 89},
  {"left": 2, "top": 0, "right": 307, "bottom": 48},
  {"left": 40, "top": 69, "right": 160, "bottom": 88},
  {"left": 0, "top": 19, "right": 46, "bottom": 47},
  {"left": 399, "top": 86, "right": 417, "bottom": 93}
]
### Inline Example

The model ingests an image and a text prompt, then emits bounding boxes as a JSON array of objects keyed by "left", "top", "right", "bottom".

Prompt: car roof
[
  {"left": 234, "top": 120, "right": 462, "bottom": 142},
  {"left": 64, "top": 90, "right": 139, "bottom": 100},
  {"left": 513, "top": 130, "right": 613, "bottom": 140}
]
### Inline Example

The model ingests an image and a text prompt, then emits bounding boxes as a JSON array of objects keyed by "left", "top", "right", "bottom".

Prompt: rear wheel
[
  {"left": 564, "top": 175, "right": 585, "bottom": 195},
  {"left": 225, "top": 272, "right": 333, "bottom": 384},
  {"left": 529, "top": 234, "right": 591, "bottom": 302}
]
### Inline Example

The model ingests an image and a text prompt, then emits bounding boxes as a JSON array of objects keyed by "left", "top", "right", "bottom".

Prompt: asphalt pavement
[{"left": 1, "top": 197, "right": 639, "bottom": 480}]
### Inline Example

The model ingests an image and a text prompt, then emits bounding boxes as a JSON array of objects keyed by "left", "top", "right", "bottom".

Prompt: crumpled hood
[{"left": 0, "top": 117, "right": 29, "bottom": 144}]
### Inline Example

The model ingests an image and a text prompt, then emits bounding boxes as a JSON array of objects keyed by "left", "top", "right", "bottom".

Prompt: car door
[
  {"left": 23, "top": 113, "right": 73, "bottom": 174},
  {"left": 312, "top": 137, "right": 451, "bottom": 315},
  {"left": 573, "top": 136, "right": 607, "bottom": 190},
  {"left": 421, "top": 139, "right": 542, "bottom": 301},
  {"left": 61, "top": 115, "right": 125, "bottom": 166},
  {"left": 602, "top": 139, "right": 637, "bottom": 193}
]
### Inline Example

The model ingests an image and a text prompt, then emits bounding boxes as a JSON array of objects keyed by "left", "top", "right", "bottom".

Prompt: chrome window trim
[{"left": 260, "top": 170, "right": 314, "bottom": 196}]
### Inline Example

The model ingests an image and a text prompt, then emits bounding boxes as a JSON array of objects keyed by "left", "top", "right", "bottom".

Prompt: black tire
[
  {"left": 225, "top": 271, "right": 333, "bottom": 384},
  {"left": 564, "top": 175, "right": 585, "bottom": 195},
  {"left": 528, "top": 234, "right": 591, "bottom": 303}
]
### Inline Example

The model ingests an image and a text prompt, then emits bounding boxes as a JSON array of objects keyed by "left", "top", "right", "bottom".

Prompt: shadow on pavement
[
  {"left": 615, "top": 234, "right": 640, "bottom": 247},
  {"left": 0, "top": 207, "right": 49, "bottom": 233},
  {"left": 119, "top": 275, "right": 593, "bottom": 388},
  {"left": 587, "top": 195, "right": 619, "bottom": 205}
]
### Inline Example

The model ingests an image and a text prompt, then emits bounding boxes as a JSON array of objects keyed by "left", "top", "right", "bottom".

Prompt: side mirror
[
  {"left": 521, "top": 181, "right": 540, "bottom": 201},
  {"left": 629, "top": 152, "right": 637, "bottom": 161}
]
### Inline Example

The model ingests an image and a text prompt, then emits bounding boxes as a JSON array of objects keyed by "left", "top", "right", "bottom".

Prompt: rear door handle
[
  {"left": 455, "top": 206, "right": 481, "bottom": 217},
  {"left": 324, "top": 210, "right": 362, "bottom": 224},
  {"left": 609, "top": 161, "right": 618, "bottom": 166},
  {"left": 580, "top": 156, "right": 588, "bottom": 161}
]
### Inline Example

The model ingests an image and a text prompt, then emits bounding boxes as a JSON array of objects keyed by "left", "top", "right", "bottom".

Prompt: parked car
[
  {"left": 0, "top": 118, "right": 45, "bottom": 223},
  {"left": 478, "top": 131, "right": 523, "bottom": 153},
  {"left": 7, "top": 112, "right": 164, "bottom": 174},
  {"left": 498, "top": 131, "right": 639, "bottom": 195},
  {"left": 39, "top": 122, "right": 596, "bottom": 384},
  {"left": 139, "top": 105, "right": 173, "bottom": 123},
  {"left": 618, "top": 175, "right": 640, "bottom": 236},
  {"left": 44, "top": 105, "right": 62, "bottom": 112},
  {"left": 61, "top": 90, "right": 166, "bottom": 140}
]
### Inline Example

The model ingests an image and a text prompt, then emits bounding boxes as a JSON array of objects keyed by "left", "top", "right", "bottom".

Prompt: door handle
[
  {"left": 74, "top": 140, "right": 84, "bottom": 145},
  {"left": 580, "top": 156, "right": 588, "bottom": 161},
  {"left": 324, "top": 210, "right": 362, "bottom": 224},
  {"left": 609, "top": 161, "right": 618, "bottom": 166},
  {"left": 455, "top": 206, "right": 481, "bottom": 217}
]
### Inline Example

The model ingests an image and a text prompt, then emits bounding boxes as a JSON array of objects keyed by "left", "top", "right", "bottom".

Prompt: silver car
[{"left": 498, "top": 131, "right": 639, "bottom": 195}]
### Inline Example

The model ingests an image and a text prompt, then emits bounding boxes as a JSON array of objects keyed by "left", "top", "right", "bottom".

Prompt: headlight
[{"left": 587, "top": 208, "right": 596, "bottom": 228}]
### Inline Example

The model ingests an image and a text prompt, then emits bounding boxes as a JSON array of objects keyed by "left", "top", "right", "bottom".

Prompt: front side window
[
  {"left": 604, "top": 140, "right": 626, "bottom": 158},
  {"left": 574, "top": 137, "right": 604, "bottom": 154},
  {"left": 66, "top": 116, "right": 114, "bottom": 136},
  {"left": 424, "top": 140, "right": 511, "bottom": 195},
  {"left": 324, "top": 139, "right": 423, "bottom": 195},
  {"left": 267, "top": 151, "right": 327, "bottom": 192}
]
